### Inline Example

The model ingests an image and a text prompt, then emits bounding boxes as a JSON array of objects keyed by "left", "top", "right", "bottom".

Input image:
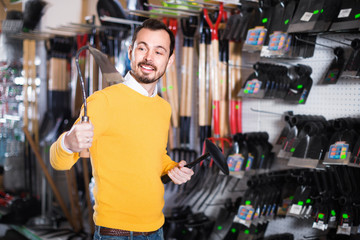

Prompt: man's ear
[
  {"left": 167, "top": 53, "right": 175, "bottom": 68},
  {"left": 128, "top": 45, "right": 133, "bottom": 61}
]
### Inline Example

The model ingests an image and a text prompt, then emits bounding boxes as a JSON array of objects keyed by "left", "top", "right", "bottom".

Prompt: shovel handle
[{"left": 161, "top": 153, "right": 211, "bottom": 184}]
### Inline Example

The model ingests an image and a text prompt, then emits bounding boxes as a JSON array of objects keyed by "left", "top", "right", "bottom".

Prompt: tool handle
[
  {"left": 180, "top": 46, "right": 188, "bottom": 117},
  {"left": 230, "top": 100, "right": 237, "bottom": 135},
  {"left": 235, "top": 99, "right": 242, "bottom": 133},
  {"left": 213, "top": 100, "right": 220, "bottom": 136},
  {"left": 199, "top": 42, "right": 206, "bottom": 126},
  {"left": 161, "top": 153, "right": 211, "bottom": 184},
  {"left": 80, "top": 116, "right": 90, "bottom": 158}
]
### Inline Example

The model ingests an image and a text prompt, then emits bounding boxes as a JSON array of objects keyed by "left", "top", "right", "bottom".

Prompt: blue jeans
[{"left": 93, "top": 226, "right": 164, "bottom": 240}]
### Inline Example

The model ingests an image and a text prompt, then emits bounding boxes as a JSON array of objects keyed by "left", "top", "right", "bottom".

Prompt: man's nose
[{"left": 144, "top": 50, "right": 155, "bottom": 62}]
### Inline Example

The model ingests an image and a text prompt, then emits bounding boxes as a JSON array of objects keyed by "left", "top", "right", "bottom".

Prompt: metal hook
[
  {"left": 145, "top": 3, "right": 201, "bottom": 14},
  {"left": 294, "top": 35, "right": 334, "bottom": 50},
  {"left": 319, "top": 35, "right": 352, "bottom": 47},
  {"left": 99, "top": 15, "right": 143, "bottom": 26},
  {"left": 250, "top": 107, "right": 284, "bottom": 116},
  {"left": 303, "top": 233, "right": 328, "bottom": 239},
  {"left": 125, "top": 9, "right": 198, "bottom": 18},
  {"left": 166, "top": 0, "right": 235, "bottom": 10}
]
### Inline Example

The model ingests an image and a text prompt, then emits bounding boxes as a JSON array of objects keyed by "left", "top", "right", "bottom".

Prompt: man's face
[{"left": 128, "top": 28, "right": 174, "bottom": 84}]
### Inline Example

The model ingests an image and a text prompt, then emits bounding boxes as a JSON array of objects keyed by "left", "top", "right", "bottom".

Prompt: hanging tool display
[
  {"left": 238, "top": 62, "right": 313, "bottom": 104},
  {"left": 163, "top": 18, "right": 179, "bottom": 130},
  {"left": 321, "top": 47, "right": 345, "bottom": 84},
  {"left": 40, "top": 36, "right": 73, "bottom": 147},
  {"left": 179, "top": 16, "right": 198, "bottom": 145},
  {"left": 223, "top": 4, "right": 256, "bottom": 136},
  {"left": 243, "top": 0, "right": 274, "bottom": 52},
  {"left": 260, "top": 0, "right": 297, "bottom": 58},
  {"left": 204, "top": 3, "right": 224, "bottom": 138},
  {"left": 97, "top": 0, "right": 130, "bottom": 31},
  {"left": 198, "top": 14, "right": 212, "bottom": 152},
  {"left": 343, "top": 38, "right": 360, "bottom": 77},
  {"left": 219, "top": 24, "right": 229, "bottom": 138}
]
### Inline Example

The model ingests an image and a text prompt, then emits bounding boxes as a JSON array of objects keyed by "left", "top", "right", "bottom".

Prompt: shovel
[
  {"left": 180, "top": 16, "right": 198, "bottom": 145},
  {"left": 198, "top": 14, "right": 212, "bottom": 152},
  {"left": 204, "top": 3, "right": 224, "bottom": 138},
  {"left": 161, "top": 139, "right": 229, "bottom": 184}
]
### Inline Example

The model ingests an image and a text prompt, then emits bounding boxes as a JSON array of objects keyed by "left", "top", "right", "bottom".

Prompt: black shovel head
[{"left": 205, "top": 139, "right": 229, "bottom": 175}]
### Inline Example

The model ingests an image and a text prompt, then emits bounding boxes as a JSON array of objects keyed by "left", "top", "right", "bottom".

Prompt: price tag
[
  {"left": 313, "top": 221, "right": 328, "bottom": 231},
  {"left": 337, "top": 225, "right": 351, "bottom": 235},
  {"left": 221, "top": 0, "right": 239, "bottom": 4},
  {"left": 338, "top": 8, "right": 352, "bottom": 18},
  {"left": 289, "top": 204, "right": 302, "bottom": 215},
  {"left": 300, "top": 12, "right": 313, "bottom": 22}
]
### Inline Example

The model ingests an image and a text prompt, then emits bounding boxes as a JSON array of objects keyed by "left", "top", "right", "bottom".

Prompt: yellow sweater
[{"left": 50, "top": 83, "right": 177, "bottom": 232}]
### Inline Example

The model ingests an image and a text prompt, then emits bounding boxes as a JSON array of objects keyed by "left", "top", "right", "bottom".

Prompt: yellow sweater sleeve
[
  {"left": 161, "top": 151, "right": 178, "bottom": 175},
  {"left": 50, "top": 132, "right": 79, "bottom": 170}
]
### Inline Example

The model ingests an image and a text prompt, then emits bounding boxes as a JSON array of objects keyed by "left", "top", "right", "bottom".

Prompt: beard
[{"left": 131, "top": 61, "right": 166, "bottom": 84}]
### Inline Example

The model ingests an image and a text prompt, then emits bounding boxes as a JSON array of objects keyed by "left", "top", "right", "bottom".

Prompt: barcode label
[{"left": 301, "top": 12, "right": 313, "bottom": 22}]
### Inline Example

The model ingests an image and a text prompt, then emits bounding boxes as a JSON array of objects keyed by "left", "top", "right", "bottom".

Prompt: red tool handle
[
  {"left": 213, "top": 100, "right": 220, "bottom": 137},
  {"left": 235, "top": 99, "right": 242, "bottom": 133},
  {"left": 230, "top": 100, "right": 237, "bottom": 135},
  {"left": 203, "top": 3, "right": 223, "bottom": 40}
]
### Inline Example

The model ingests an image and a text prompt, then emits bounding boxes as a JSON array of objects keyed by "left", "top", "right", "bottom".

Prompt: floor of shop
[{"left": 0, "top": 218, "right": 92, "bottom": 240}]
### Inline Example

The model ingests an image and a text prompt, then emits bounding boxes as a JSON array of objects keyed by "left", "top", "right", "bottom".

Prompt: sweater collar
[{"left": 122, "top": 72, "right": 158, "bottom": 97}]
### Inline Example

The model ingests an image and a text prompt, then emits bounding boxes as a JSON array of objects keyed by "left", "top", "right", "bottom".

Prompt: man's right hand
[{"left": 64, "top": 122, "right": 94, "bottom": 153}]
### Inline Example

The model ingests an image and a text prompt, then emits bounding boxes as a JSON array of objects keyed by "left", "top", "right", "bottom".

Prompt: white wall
[{"left": 42, "top": 0, "right": 82, "bottom": 28}]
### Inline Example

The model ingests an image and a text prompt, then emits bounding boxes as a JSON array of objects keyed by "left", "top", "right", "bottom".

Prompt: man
[{"left": 50, "top": 19, "right": 194, "bottom": 240}]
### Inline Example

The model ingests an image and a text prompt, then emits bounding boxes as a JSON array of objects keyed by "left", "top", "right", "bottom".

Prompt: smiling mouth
[
  {"left": 139, "top": 62, "right": 156, "bottom": 72},
  {"left": 142, "top": 65, "right": 154, "bottom": 70}
]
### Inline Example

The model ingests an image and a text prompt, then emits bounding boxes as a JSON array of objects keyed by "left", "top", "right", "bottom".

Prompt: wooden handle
[
  {"left": 23, "top": 40, "right": 29, "bottom": 129},
  {"left": 185, "top": 46, "right": 194, "bottom": 117},
  {"left": 23, "top": 127, "right": 76, "bottom": 230},
  {"left": 165, "top": 62, "right": 179, "bottom": 128},
  {"left": 229, "top": 41, "right": 236, "bottom": 135},
  {"left": 161, "top": 72, "right": 175, "bottom": 149},
  {"left": 219, "top": 56, "right": 228, "bottom": 137},
  {"left": 206, "top": 44, "right": 212, "bottom": 127},
  {"left": 180, "top": 46, "right": 188, "bottom": 117},
  {"left": 211, "top": 40, "right": 220, "bottom": 136},
  {"left": 29, "top": 40, "right": 39, "bottom": 145},
  {"left": 235, "top": 42, "right": 243, "bottom": 133},
  {"left": 198, "top": 43, "right": 206, "bottom": 127}
]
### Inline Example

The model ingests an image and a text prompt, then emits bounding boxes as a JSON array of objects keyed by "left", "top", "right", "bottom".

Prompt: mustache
[{"left": 138, "top": 61, "right": 156, "bottom": 71}]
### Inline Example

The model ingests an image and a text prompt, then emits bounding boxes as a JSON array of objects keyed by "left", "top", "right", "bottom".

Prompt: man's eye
[{"left": 156, "top": 51, "right": 163, "bottom": 55}]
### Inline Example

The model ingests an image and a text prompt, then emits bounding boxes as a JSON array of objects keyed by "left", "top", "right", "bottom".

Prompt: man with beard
[{"left": 50, "top": 19, "right": 194, "bottom": 240}]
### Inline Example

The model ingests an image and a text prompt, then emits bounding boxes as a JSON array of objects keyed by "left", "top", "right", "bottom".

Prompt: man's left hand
[{"left": 168, "top": 160, "right": 194, "bottom": 185}]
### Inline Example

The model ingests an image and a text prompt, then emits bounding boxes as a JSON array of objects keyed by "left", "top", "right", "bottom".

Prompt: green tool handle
[{"left": 161, "top": 153, "right": 211, "bottom": 184}]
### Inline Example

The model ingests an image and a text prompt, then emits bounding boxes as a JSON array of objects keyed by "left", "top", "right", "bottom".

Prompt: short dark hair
[{"left": 131, "top": 19, "right": 175, "bottom": 57}]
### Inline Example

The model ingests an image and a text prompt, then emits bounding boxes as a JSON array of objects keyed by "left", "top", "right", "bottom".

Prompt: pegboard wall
[
  {"left": 239, "top": 33, "right": 360, "bottom": 239},
  {"left": 241, "top": 32, "right": 360, "bottom": 144},
  {"left": 164, "top": 32, "right": 360, "bottom": 240}
]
